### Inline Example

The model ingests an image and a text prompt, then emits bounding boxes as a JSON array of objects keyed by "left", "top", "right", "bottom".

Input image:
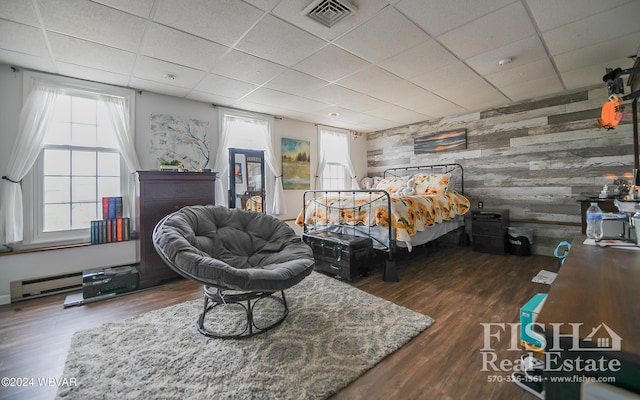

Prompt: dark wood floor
[{"left": 0, "top": 243, "right": 559, "bottom": 400}]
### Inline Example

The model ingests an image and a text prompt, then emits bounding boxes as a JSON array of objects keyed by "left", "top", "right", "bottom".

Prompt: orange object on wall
[{"left": 599, "top": 94, "right": 623, "bottom": 130}]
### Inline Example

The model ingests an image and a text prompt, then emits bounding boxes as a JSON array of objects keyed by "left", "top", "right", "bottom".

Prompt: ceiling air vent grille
[{"left": 303, "top": 0, "right": 357, "bottom": 28}]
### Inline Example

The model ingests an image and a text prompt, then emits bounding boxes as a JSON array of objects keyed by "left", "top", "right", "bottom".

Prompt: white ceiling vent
[{"left": 303, "top": 0, "right": 357, "bottom": 28}]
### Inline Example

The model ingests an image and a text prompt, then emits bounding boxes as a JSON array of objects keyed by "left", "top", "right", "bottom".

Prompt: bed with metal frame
[{"left": 297, "top": 163, "right": 470, "bottom": 282}]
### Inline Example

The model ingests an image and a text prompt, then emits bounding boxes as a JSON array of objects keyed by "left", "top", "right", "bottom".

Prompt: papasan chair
[{"left": 152, "top": 205, "right": 315, "bottom": 339}]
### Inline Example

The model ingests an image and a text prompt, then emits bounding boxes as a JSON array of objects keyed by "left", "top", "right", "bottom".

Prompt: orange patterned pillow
[
  {"left": 375, "top": 176, "right": 408, "bottom": 194},
  {"left": 413, "top": 173, "right": 451, "bottom": 195}
]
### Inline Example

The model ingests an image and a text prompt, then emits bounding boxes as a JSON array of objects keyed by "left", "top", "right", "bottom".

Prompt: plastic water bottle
[{"left": 586, "top": 202, "right": 603, "bottom": 240}]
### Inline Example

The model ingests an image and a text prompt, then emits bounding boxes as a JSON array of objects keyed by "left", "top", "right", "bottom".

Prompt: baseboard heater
[{"left": 10, "top": 271, "right": 83, "bottom": 302}]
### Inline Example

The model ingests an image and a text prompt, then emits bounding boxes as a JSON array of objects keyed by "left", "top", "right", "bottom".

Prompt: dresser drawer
[{"left": 143, "top": 181, "right": 214, "bottom": 201}]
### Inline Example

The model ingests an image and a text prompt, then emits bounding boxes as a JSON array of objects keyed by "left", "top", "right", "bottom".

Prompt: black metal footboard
[{"left": 301, "top": 189, "right": 398, "bottom": 282}]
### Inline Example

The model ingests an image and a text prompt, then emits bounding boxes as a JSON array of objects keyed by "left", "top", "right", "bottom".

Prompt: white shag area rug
[{"left": 56, "top": 272, "right": 433, "bottom": 400}]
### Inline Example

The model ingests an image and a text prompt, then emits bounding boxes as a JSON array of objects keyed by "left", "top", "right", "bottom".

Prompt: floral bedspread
[{"left": 296, "top": 191, "right": 470, "bottom": 242}]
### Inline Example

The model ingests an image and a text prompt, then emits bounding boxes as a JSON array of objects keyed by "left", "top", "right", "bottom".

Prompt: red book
[
  {"left": 106, "top": 219, "right": 112, "bottom": 242},
  {"left": 102, "top": 197, "right": 109, "bottom": 220}
]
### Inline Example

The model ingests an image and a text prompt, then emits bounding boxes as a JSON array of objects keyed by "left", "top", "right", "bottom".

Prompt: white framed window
[
  {"left": 323, "top": 162, "right": 346, "bottom": 190},
  {"left": 318, "top": 127, "right": 357, "bottom": 190},
  {"left": 21, "top": 73, "right": 134, "bottom": 247}
]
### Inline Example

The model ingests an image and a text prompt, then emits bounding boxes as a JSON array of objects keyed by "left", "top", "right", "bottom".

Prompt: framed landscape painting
[
  {"left": 414, "top": 129, "right": 466, "bottom": 154},
  {"left": 281, "top": 138, "right": 310, "bottom": 190}
]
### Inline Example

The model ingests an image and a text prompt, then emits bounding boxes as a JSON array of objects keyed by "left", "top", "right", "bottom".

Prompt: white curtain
[
  {"left": 101, "top": 96, "right": 142, "bottom": 229},
  {"left": 0, "top": 84, "right": 60, "bottom": 244},
  {"left": 256, "top": 119, "right": 286, "bottom": 215},
  {"left": 214, "top": 114, "right": 285, "bottom": 215},
  {"left": 213, "top": 117, "right": 235, "bottom": 207},
  {"left": 317, "top": 128, "right": 359, "bottom": 190}
]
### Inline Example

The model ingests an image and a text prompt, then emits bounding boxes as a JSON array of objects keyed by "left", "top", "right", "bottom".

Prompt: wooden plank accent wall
[{"left": 367, "top": 86, "right": 638, "bottom": 256}]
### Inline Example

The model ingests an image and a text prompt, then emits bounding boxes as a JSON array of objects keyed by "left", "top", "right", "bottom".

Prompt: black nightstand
[{"left": 471, "top": 209, "right": 510, "bottom": 255}]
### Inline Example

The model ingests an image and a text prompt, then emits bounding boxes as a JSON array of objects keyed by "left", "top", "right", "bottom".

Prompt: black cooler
[{"left": 303, "top": 231, "right": 373, "bottom": 281}]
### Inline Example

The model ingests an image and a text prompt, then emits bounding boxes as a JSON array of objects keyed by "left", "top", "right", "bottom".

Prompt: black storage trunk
[{"left": 303, "top": 232, "right": 373, "bottom": 281}]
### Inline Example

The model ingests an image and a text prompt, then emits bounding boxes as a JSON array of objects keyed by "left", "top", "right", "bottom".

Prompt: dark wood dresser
[{"left": 135, "top": 171, "right": 216, "bottom": 288}]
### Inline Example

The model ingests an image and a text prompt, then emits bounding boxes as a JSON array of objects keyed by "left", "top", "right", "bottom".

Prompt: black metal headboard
[{"left": 383, "top": 163, "right": 464, "bottom": 194}]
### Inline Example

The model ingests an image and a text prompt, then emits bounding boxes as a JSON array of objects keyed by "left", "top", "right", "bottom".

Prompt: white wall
[
  {"left": 0, "top": 64, "right": 368, "bottom": 303},
  {"left": 134, "top": 91, "right": 219, "bottom": 170}
]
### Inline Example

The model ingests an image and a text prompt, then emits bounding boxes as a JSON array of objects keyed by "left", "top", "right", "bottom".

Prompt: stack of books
[{"left": 90, "top": 196, "right": 130, "bottom": 244}]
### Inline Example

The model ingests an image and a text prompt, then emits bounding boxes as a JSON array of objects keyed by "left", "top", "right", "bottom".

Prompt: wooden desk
[{"left": 536, "top": 237, "right": 640, "bottom": 399}]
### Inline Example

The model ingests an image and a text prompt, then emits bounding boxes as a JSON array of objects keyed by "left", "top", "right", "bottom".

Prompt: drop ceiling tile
[
  {"left": 264, "top": 69, "right": 328, "bottom": 96},
  {"left": 38, "top": 0, "right": 146, "bottom": 52},
  {"left": 430, "top": 76, "right": 508, "bottom": 110},
  {"left": 129, "top": 77, "right": 191, "bottom": 97},
  {"left": 133, "top": 56, "right": 207, "bottom": 88},
  {"left": 336, "top": 66, "right": 411, "bottom": 100},
  {"left": 543, "top": 1, "right": 640, "bottom": 56},
  {"left": 0, "top": 0, "right": 40, "bottom": 27},
  {"left": 334, "top": 7, "right": 429, "bottom": 63},
  {"left": 230, "top": 98, "right": 305, "bottom": 119},
  {"left": 411, "top": 61, "right": 479, "bottom": 92},
  {"left": 304, "top": 84, "right": 388, "bottom": 112},
  {"left": 243, "top": 0, "right": 281, "bottom": 12},
  {"left": 141, "top": 24, "right": 228, "bottom": 71},
  {"left": 437, "top": 2, "right": 536, "bottom": 59},
  {"left": 293, "top": 44, "right": 370, "bottom": 82},
  {"left": 48, "top": 33, "right": 136, "bottom": 75},
  {"left": 271, "top": 0, "right": 389, "bottom": 41},
  {"left": 153, "top": 0, "right": 264, "bottom": 47},
  {"left": 56, "top": 61, "right": 130, "bottom": 86},
  {"left": 363, "top": 103, "right": 431, "bottom": 125},
  {"left": 465, "top": 35, "right": 548, "bottom": 76},
  {"left": 398, "top": 91, "right": 465, "bottom": 118},
  {"left": 561, "top": 56, "right": 635, "bottom": 91},
  {"left": 242, "top": 87, "right": 329, "bottom": 113},
  {"left": 236, "top": 14, "right": 326, "bottom": 67},
  {"left": 186, "top": 91, "right": 236, "bottom": 107},
  {"left": 498, "top": 75, "right": 563, "bottom": 102},
  {"left": 554, "top": 33, "right": 640, "bottom": 74},
  {"left": 395, "top": 0, "right": 514, "bottom": 36},
  {"left": 485, "top": 58, "right": 557, "bottom": 89},
  {"left": 92, "top": 0, "right": 155, "bottom": 18},
  {"left": 194, "top": 73, "right": 258, "bottom": 99},
  {"left": 0, "top": 20, "right": 48, "bottom": 57},
  {"left": 210, "top": 50, "right": 286, "bottom": 85},
  {"left": 0, "top": 49, "right": 56, "bottom": 73},
  {"left": 526, "top": 0, "right": 633, "bottom": 32},
  {"left": 312, "top": 106, "right": 370, "bottom": 124},
  {"left": 379, "top": 39, "right": 459, "bottom": 80}
]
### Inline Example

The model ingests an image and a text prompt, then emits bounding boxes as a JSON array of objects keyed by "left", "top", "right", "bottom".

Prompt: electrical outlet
[{"left": 478, "top": 201, "right": 483, "bottom": 209}]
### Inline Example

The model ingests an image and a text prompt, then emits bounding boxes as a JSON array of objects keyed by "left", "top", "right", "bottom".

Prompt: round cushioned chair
[{"left": 152, "top": 205, "right": 315, "bottom": 339}]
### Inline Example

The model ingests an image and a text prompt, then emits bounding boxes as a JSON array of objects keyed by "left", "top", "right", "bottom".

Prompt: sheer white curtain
[
  {"left": 256, "top": 119, "right": 286, "bottom": 215},
  {"left": 0, "top": 84, "right": 60, "bottom": 244},
  {"left": 317, "top": 127, "right": 359, "bottom": 190},
  {"left": 212, "top": 116, "right": 236, "bottom": 207},
  {"left": 214, "top": 114, "right": 285, "bottom": 215},
  {"left": 101, "top": 96, "right": 142, "bottom": 228}
]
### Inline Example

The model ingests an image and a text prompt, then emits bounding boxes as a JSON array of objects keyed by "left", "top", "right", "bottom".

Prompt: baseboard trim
[{"left": 0, "top": 294, "right": 11, "bottom": 305}]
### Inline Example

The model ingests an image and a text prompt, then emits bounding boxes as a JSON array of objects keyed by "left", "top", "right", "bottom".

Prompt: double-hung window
[
  {"left": 319, "top": 128, "right": 355, "bottom": 190},
  {"left": 322, "top": 162, "right": 346, "bottom": 190},
  {"left": 22, "top": 73, "right": 133, "bottom": 247}
]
